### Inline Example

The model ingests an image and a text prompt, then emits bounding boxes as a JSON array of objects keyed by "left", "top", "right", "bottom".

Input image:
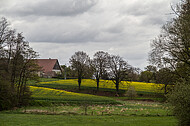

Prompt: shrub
[
  {"left": 0, "top": 78, "right": 17, "bottom": 111},
  {"left": 167, "top": 80, "right": 190, "bottom": 126},
  {"left": 124, "top": 86, "right": 137, "bottom": 99}
]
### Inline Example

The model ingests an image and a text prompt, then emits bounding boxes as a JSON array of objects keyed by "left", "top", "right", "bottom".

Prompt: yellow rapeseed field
[
  {"left": 30, "top": 86, "right": 99, "bottom": 97},
  {"left": 29, "top": 86, "right": 116, "bottom": 103},
  {"left": 37, "top": 79, "right": 164, "bottom": 93}
]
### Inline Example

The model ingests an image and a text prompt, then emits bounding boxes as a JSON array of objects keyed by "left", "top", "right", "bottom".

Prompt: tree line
[
  {"left": 64, "top": 51, "right": 181, "bottom": 95},
  {"left": 0, "top": 17, "right": 39, "bottom": 110},
  {"left": 68, "top": 51, "right": 139, "bottom": 93}
]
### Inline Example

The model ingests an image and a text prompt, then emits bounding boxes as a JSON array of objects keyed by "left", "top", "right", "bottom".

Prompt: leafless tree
[
  {"left": 127, "top": 67, "right": 141, "bottom": 81},
  {"left": 107, "top": 54, "right": 130, "bottom": 93},
  {"left": 69, "top": 51, "right": 90, "bottom": 90},
  {"left": 0, "top": 17, "right": 10, "bottom": 45},
  {"left": 149, "top": 0, "right": 190, "bottom": 81},
  {"left": 91, "top": 51, "right": 109, "bottom": 91},
  {"left": 155, "top": 67, "right": 177, "bottom": 94},
  {"left": 0, "top": 17, "right": 39, "bottom": 109}
]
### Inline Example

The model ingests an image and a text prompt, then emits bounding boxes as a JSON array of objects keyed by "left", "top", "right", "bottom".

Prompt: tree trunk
[
  {"left": 78, "top": 77, "right": 81, "bottom": 90},
  {"left": 164, "top": 84, "right": 167, "bottom": 94},
  {"left": 115, "top": 79, "right": 119, "bottom": 93},
  {"left": 96, "top": 78, "right": 99, "bottom": 91},
  {"left": 11, "top": 54, "right": 19, "bottom": 89}
]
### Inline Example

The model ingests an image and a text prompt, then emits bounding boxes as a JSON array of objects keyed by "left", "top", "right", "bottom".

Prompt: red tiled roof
[{"left": 36, "top": 59, "right": 58, "bottom": 73}]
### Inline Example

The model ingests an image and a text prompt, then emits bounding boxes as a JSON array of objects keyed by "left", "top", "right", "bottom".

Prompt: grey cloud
[
  {"left": 121, "top": 0, "right": 177, "bottom": 26},
  {"left": 20, "top": 17, "right": 126, "bottom": 43},
  {"left": 2, "top": 0, "right": 97, "bottom": 17},
  {"left": 105, "top": 22, "right": 125, "bottom": 34},
  {"left": 0, "top": 0, "right": 178, "bottom": 70},
  {"left": 123, "top": 1, "right": 167, "bottom": 16},
  {"left": 143, "top": 16, "right": 165, "bottom": 25},
  {"left": 27, "top": 27, "right": 98, "bottom": 43},
  {"left": 2, "top": 0, "right": 171, "bottom": 44}
]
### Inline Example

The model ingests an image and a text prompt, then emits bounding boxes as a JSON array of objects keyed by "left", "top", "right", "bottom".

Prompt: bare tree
[
  {"left": 0, "top": 17, "right": 16, "bottom": 64},
  {"left": 13, "top": 34, "right": 39, "bottom": 104},
  {"left": 91, "top": 51, "right": 109, "bottom": 91},
  {"left": 69, "top": 51, "right": 90, "bottom": 90},
  {"left": 107, "top": 54, "right": 130, "bottom": 93},
  {"left": 0, "top": 17, "right": 10, "bottom": 45},
  {"left": 155, "top": 68, "right": 177, "bottom": 94},
  {"left": 127, "top": 67, "right": 141, "bottom": 81},
  {"left": 149, "top": 1, "right": 190, "bottom": 124},
  {"left": 149, "top": 0, "right": 190, "bottom": 81},
  {"left": 0, "top": 17, "right": 39, "bottom": 109}
]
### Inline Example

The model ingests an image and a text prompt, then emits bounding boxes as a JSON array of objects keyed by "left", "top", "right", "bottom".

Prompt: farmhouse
[{"left": 36, "top": 59, "right": 62, "bottom": 78}]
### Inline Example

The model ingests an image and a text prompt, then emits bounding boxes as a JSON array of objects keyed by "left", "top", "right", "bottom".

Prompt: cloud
[
  {"left": 0, "top": 0, "right": 179, "bottom": 69},
  {"left": 30, "top": 41, "right": 149, "bottom": 69},
  {"left": 121, "top": 0, "right": 176, "bottom": 26},
  {"left": 1, "top": 0, "right": 177, "bottom": 44},
  {"left": 1, "top": 0, "right": 97, "bottom": 17}
]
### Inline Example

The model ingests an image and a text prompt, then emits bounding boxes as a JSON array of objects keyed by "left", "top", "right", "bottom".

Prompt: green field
[
  {"left": 0, "top": 78, "right": 176, "bottom": 126},
  {"left": 0, "top": 113, "right": 177, "bottom": 126},
  {"left": 2, "top": 100, "right": 172, "bottom": 116},
  {"left": 0, "top": 100, "right": 177, "bottom": 126}
]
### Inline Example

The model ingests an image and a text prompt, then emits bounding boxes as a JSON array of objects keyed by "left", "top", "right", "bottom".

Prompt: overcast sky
[{"left": 0, "top": 0, "right": 178, "bottom": 70}]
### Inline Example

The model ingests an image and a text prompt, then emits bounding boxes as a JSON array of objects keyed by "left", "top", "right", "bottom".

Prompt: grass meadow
[
  {"left": 0, "top": 78, "right": 177, "bottom": 126},
  {"left": 0, "top": 114, "right": 176, "bottom": 126}
]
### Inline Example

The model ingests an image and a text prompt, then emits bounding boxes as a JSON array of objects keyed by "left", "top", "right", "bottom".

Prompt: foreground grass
[
  {"left": 3, "top": 100, "right": 172, "bottom": 117},
  {"left": 24, "top": 100, "right": 172, "bottom": 116},
  {"left": 0, "top": 100, "right": 176, "bottom": 126},
  {"left": 0, "top": 113, "right": 177, "bottom": 126}
]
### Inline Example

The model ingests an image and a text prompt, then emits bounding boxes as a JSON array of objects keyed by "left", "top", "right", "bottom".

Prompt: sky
[{"left": 0, "top": 0, "right": 178, "bottom": 70}]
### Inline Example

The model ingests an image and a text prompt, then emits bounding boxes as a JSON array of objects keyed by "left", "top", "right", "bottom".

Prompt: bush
[
  {"left": 167, "top": 80, "right": 190, "bottom": 126},
  {"left": 0, "top": 79, "right": 16, "bottom": 110},
  {"left": 125, "top": 86, "right": 137, "bottom": 99}
]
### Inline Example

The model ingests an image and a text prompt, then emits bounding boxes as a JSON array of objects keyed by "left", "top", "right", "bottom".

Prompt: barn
[{"left": 36, "top": 59, "right": 62, "bottom": 78}]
